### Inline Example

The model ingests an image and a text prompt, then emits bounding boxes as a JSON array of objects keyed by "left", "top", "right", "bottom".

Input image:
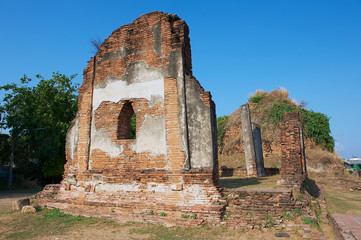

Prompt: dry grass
[
  {"left": 309, "top": 172, "right": 361, "bottom": 215},
  {"left": 219, "top": 153, "right": 246, "bottom": 168},
  {"left": 219, "top": 153, "right": 282, "bottom": 169},
  {"left": 248, "top": 89, "right": 266, "bottom": 98},
  {"left": 305, "top": 140, "right": 343, "bottom": 174}
]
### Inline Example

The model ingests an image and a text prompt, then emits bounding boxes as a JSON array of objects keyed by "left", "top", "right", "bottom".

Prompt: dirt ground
[{"left": 0, "top": 189, "right": 40, "bottom": 213}]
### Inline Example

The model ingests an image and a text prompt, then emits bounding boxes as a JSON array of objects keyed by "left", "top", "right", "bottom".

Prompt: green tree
[
  {"left": 0, "top": 72, "right": 78, "bottom": 183},
  {"left": 0, "top": 133, "right": 10, "bottom": 165}
]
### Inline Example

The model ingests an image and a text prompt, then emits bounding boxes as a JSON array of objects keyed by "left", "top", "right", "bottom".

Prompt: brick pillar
[
  {"left": 280, "top": 111, "right": 307, "bottom": 188},
  {"left": 240, "top": 104, "right": 258, "bottom": 177},
  {"left": 252, "top": 123, "right": 265, "bottom": 177}
]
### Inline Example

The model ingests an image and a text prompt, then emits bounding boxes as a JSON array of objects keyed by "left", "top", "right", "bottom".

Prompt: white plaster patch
[
  {"left": 93, "top": 182, "right": 170, "bottom": 193},
  {"left": 95, "top": 183, "right": 140, "bottom": 192},
  {"left": 93, "top": 78, "right": 164, "bottom": 111},
  {"left": 182, "top": 185, "right": 210, "bottom": 205},
  {"left": 89, "top": 61, "right": 166, "bottom": 160},
  {"left": 66, "top": 118, "right": 79, "bottom": 162},
  {"left": 130, "top": 115, "right": 167, "bottom": 155}
]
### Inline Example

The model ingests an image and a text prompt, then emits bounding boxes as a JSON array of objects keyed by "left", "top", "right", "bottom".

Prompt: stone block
[
  {"left": 13, "top": 198, "right": 30, "bottom": 211},
  {"left": 21, "top": 205, "right": 36, "bottom": 213}
]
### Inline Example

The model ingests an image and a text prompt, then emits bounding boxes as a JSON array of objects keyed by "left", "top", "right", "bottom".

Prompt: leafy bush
[
  {"left": 267, "top": 102, "right": 297, "bottom": 125},
  {"left": 217, "top": 116, "right": 229, "bottom": 151},
  {"left": 266, "top": 101, "right": 334, "bottom": 152},
  {"left": 300, "top": 109, "right": 334, "bottom": 152},
  {"left": 130, "top": 113, "right": 136, "bottom": 139},
  {"left": 250, "top": 92, "right": 266, "bottom": 103}
]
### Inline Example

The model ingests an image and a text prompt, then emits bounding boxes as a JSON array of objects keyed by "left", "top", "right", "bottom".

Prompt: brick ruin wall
[
  {"left": 280, "top": 111, "right": 307, "bottom": 188},
  {"left": 223, "top": 188, "right": 300, "bottom": 228},
  {"left": 38, "top": 11, "right": 223, "bottom": 226},
  {"left": 36, "top": 12, "right": 306, "bottom": 228}
]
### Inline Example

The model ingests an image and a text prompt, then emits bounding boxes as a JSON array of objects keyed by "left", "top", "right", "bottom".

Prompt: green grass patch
[
  {"left": 3, "top": 208, "right": 98, "bottom": 239},
  {"left": 4, "top": 230, "right": 33, "bottom": 240},
  {"left": 324, "top": 190, "right": 361, "bottom": 215},
  {"left": 301, "top": 217, "right": 319, "bottom": 228}
]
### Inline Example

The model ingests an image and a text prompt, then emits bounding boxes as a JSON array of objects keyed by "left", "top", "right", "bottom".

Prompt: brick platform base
[
  {"left": 331, "top": 214, "right": 361, "bottom": 240},
  {"left": 36, "top": 183, "right": 308, "bottom": 228},
  {"left": 223, "top": 188, "right": 302, "bottom": 228}
]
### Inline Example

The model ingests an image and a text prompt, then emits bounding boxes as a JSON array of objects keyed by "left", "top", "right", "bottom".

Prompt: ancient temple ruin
[
  {"left": 39, "top": 11, "right": 222, "bottom": 225},
  {"left": 37, "top": 11, "right": 309, "bottom": 228}
]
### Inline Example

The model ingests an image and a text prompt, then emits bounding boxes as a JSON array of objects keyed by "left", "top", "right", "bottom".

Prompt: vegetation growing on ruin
[
  {"left": 216, "top": 116, "right": 229, "bottom": 151},
  {"left": 301, "top": 109, "right": 334, "bottom": 152},
  {"left": 250, "top": 91, "right": 267, "bottom": 103},
  {"left": 217, "top": 89, "right": 335, "bottom": 157},
  {"left": 266, "top": 102, "right": 297, "bottom": 125},
  {"left": 130, "top": 113, "right": 136, "bottom": 139}
]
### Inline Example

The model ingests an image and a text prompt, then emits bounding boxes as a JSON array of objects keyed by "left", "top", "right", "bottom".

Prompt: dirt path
[{"left": 0, "top": 189, "right": 40, "bottom": 213}]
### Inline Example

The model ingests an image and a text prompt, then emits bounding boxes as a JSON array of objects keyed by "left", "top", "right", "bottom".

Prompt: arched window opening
[{"left": 117, "top": 101, "right": 136, "bottom": 139}]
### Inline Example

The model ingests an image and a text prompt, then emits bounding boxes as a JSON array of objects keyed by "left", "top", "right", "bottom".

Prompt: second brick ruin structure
[{"left": 279, "top": 111, "right": 307, "bottom": 188}]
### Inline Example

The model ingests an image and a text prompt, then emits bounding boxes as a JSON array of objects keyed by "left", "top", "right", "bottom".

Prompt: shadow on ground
[
  {"left": 219, "top": 174, "right": 282, "bottom": 189},
  {"left": 302, "top": 177, "right": 321, "bottom": 198},
  {"left": 220, "top": 177, "right": 263, "bottom": 188},
  {"left": 0, "top": 188, "right": 41, "bottom": 199}
]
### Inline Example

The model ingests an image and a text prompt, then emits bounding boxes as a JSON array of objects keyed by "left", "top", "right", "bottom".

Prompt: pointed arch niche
[{"left": 117, "top": 101, "right": 136, "bottom": 140}]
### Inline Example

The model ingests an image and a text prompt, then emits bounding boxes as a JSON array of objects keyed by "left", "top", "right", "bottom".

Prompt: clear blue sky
[{"left": 0, "top": 0, "right": 360, "bottom": 159}]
